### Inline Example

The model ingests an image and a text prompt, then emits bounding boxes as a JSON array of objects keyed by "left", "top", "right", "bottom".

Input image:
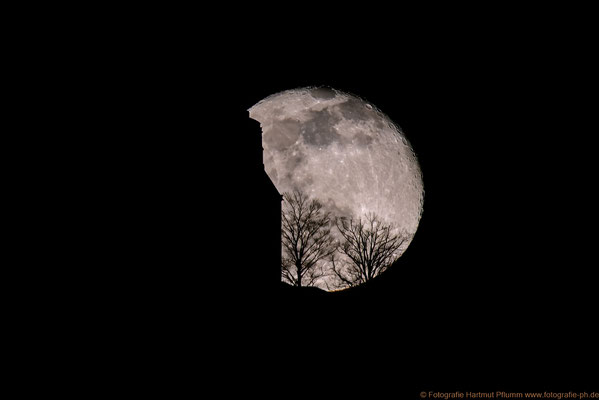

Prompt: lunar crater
[
  {"left": 337, "top": 97, "right": 381, "bottom": 123},
  {"left": 310, "top": 87, "right": 337, "bottom": 100}
]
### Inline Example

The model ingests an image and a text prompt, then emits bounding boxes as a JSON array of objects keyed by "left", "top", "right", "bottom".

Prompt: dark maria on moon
[{"left": 249, "top": 87, "right": 423, "bottom": 290}]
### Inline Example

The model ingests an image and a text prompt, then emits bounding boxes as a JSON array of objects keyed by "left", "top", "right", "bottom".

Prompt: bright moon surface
[{"left": 249, "top": 87, "right": 424, "bottom": 289}]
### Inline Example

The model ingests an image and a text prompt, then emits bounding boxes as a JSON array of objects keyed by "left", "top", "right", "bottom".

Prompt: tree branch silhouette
[
  {"left": 332, "top": 213, "right": 405, "bottom": 289},
  {"left": 281, "top": 190, "right": 337, "bottom": 288}
]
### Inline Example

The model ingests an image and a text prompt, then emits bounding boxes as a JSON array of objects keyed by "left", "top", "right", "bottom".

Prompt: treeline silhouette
[{"left": 281, "top": 190, "right": 408, "bottom": 291}]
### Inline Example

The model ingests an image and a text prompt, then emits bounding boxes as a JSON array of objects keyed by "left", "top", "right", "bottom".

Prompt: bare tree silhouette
[
  {"left": 281, "top": 190, "right": 337, "bottom": 288},
  {"left": 332, "top": 213, "right": 406, "bottom": 289}
]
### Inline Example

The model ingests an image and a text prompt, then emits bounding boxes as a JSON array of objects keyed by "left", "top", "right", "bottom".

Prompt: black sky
[
  {"left": 90, "top": 10, "right": 595, "bottom": 393},
  {"left": 208, "top": 29, "right": 594, "bottom": 386}
]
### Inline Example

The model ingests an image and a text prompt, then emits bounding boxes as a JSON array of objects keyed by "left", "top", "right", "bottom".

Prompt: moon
[{"left": 249, "top": 87, "right": 424, "bottom": 289}]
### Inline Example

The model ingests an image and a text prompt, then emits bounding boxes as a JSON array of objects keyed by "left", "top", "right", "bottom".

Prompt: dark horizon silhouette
[{"left": 235, "top": 117, "right": 282, "bottom": 292}]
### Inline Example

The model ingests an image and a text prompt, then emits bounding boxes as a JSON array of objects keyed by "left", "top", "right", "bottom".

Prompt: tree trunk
[{"left": 296, "top": 260, "right": 302, "bottom": 287}]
